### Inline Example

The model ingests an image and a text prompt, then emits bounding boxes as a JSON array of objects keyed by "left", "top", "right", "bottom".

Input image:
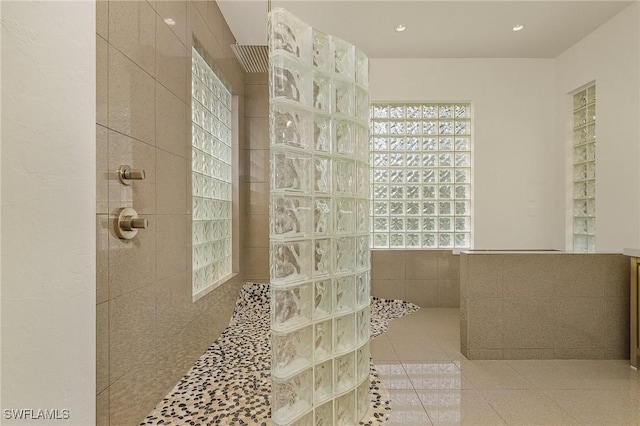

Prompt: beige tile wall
[
  {"left": 242, "top": 73, "right": 270, "bottom": 283},
  {"left": 96, "top": 1, "right": 247, "bottom": 424},
  {"left": 371, "top": 250, "right": 460, "bottom": 308},
  {"left": 460, "top": 253, "right": 629, "bottom": 360}
]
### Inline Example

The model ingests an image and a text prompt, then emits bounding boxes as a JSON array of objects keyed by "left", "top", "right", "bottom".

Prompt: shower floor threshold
[{"left": 141, "top": 282, "right": 419, "bottom": 425}]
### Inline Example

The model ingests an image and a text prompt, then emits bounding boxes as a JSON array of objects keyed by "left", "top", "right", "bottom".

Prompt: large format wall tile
[
  {"left": 156, "top": 15, "right": 188, "bottom": 102},
  {"left": 109, "top": 0, "right": 156, "bottom": 77},
  {"left": 108, "top": 47, "right": 156, "bottom": 145},
  {"left": 156, "top": 83, "right": 188, "bottom": 159},
  {"left": 109, "top": 284, "right": 157, "bottom": 384},
  {"left": 98, "top": 1, "right": 247, "bottom": 423},
  {"left": 108, "top": 130, "right": 156, "bottom": 215}
]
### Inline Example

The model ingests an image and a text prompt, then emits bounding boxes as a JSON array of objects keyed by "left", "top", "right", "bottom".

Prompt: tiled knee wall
[
  {"left": 371, "top": 250, "right": 460, "bottom": 308},
  {"left": 460, "top": 253, "right": 629, "bottom": 360}
]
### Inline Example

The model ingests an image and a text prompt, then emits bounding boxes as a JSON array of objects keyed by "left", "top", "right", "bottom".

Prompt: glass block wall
[
  {"left": 370, "top": 104, "right": 472, "bottom": 249},
  {"left": 191, "top": 48, "right": 233, "bottom": 299},
  {"left": 572, "top": 85, "right": 596, "bottom": 252},
  {"left": 269, "top": 8, "right": 371, "bottom": 425}
]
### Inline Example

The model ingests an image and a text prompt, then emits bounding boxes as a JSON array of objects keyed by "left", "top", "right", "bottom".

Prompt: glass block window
[
  {"left": 370, "top": 103, "right": 472, "bottom": 249},
  {"left": 191, "top": 48, "right": 233, "bottom": 299},
  {"left": 572, "top": 84, "right": 596, "bottom": 252}
]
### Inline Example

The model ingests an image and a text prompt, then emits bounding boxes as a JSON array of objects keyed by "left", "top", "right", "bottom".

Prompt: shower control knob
[
  {"left": 118, "top": 165, "right": 146, "bottom": 185},
  {"left": 115, "top": 207, "right": 148, "bottom": 240}
]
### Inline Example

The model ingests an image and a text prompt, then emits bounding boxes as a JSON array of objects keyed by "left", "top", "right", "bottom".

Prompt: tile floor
[{"left": 372, "top": 308, "right": 640, "bottom": 425}]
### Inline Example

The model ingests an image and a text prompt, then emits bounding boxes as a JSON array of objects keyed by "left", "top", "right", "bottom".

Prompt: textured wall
[
  {"left": 2, "top": 2, "right": 96, "bottom": 423},
  {"left": 96, "top": 1, "right": 246, "bottom": 424}
]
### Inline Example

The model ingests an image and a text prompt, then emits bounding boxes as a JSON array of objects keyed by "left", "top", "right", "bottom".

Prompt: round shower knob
[{"left": 115, "top": 207, "right": 148, "bottom": 240}]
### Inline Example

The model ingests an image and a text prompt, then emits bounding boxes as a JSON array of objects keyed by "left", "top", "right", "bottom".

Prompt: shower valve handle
[
  {"left": 115, "top": 208, "right": 148, "bottom": 240},
  {"left": 118, "top": 165, "right": 146, "bottom": 185}
]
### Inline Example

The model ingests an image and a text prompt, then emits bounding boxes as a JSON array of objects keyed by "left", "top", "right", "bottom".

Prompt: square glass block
[
  {"left": 372, "top": 136, "right": 388, "bottom": 151},
  {"left": 356, "top": 307, "right": 370, "bottom": 345},
  {"left": 422, "top": 233, "right": 437, "bottom": 248},
  {"left": 314, "top": 156, "right": 332, "bottom": 194},
  {"left": 574, "top": 234, "right": 588, "bottom": 252},
  {"left": 335, "top": 199, "right": 355, "bottom": 233},
  {"left": 423, "top": 138, "right": 438, "bottom": 151},
  {"left": 312, "top": 72, "right": 332, "bottom": 112},
  {"left": 390, "top": 121, "right": 406, "bottom": 135},
  {"left": 335, "top": 237, "right": 355, "bottom": 272},
  {"left": 315, "top": 319, "right": 333, "bottom": 364},
  {"left": 335, "top": 275, "right": 355, "bottom": 314},
  {"left": 391, "top": 201, "right": 406, "bottom": 215},
  {"left": 355, "top": 48, "right": 369, "bottom": 88},
  {"left": 439, "top": 233, "right": 454, "bottom": 248},
  {"left": 356, "top": 377, "right": 370, "bottom": 421},
  {"left": 335, "top": 119, "right": 355, "bottom": 155},
  {"left": 271, "top": 241, "right": 312, "bottom": 283},
  {"left": 314, "top": 360, "right": 333, "bottom": 404},
  {"left": 272, "top": 282, "right": 313, "bottom": 332},
  {"left": 270, "top": 196, "right": 313, "bottom": 238},
  {"left": 272, "top": 103, "right": 311, "bottom": 149},
  {"left": 335, "top": 313, "right": 356, "bottom": 353},
  {"left": 373, "top": 120, "right": 388, "bottom": 135},
  {"left": 335, "top": 160, "right": 355, "bottom": 195},
  {"left": 314, "top": 198, "right": 332, "bottom": 234},
  {"left": 355, "top": 272, "right": 369, "bottom": 308},
  {"left": 358, "top": 128, "right": 371, "bottom": 163},
  {"left": 333, "top": 36, "right": 355, "bottom": 78},
  {"left": 270, "top": 55, "right": 311, "bottom": 107},
  {"left": 573, "top": 89, "right": 587, "bottom": 110},
  {"left": 356, "top": 344, "right": 370, "bottom": 383},
  {"left": 587, "top": 85, "right": 596, "bottom": 105},
  {"left": 390, "top": 233, "right": 404, "bottom": 247},
  {"left": 269, "top": 8, "right": 311, "bottom": 60},
  {"left": 271, "top": 368, "right": 313, "bottom": 425},
  {"left": 313, "top": 113, "right": 332, "bottom": 152},
  {"left": 335, "top": 389, "right": 356, "bottom": 425},
  {"left": 314, "top": 400, "right": 333, "bottom": 426},
  {"left": 271, "top": 150, "right": 312, "bottom": 193},
  {"left": 455, "top": 233, "right": 470, "bottom": 248},
  {"left": 356, "top": 199, "right": 369, "bottom": 233},
  {"left": 373, "top": 233, "right": 388, "bottom": 248},
  {"left": 314, "top": 239, "right": 333, "bottom": 277},
  {"left": 356, "top": 236, "right": 370, "bottom": 270},
  {"left": 356, "top": 86, "right": 369, "bottom": 123},
  {"left": 314, "top": 280, "right": 333, "bottom": 320},
  {"left": 373, "top": 201, "right": 388, "bottom": 215},
  {"left": 312, "top": 29, "right": 331, "bottom": 71},
  {"left": 390, "top": 105, "right": 404, "bottom": 119},
  {"left": 271, "top": 326, "right": 313, "bottom": 378},
  {"left": 373, "top": 105, "right": 388, "bottom": 119},
  {"left": 334, "top": 80, "right": 355, "bottom": 117},
  {"left": 335, "top": 352, "right": 356, "bottom": 394},
  {"left": 574, "top": 217, "right": 588, "bottom": 234}
]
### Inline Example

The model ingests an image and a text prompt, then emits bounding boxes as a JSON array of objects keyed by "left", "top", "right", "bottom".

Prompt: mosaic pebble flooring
[{"left": 142, "top": 283, "right": 420, "bottom": 425}]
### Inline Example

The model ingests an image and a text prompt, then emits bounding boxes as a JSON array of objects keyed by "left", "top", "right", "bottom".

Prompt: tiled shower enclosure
[{"left": 268, "top": 8, "right": 372, "bottom": 425}]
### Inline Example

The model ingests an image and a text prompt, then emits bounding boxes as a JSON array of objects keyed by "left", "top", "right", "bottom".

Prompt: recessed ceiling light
[
  {"left": 395, "top": 24, "right": 407, "bottom": 33},
  {"left": 512, "top": 24, "right": 525, "bottom": 32},
  {"left": 164, "top": 18, "right": 176, "bottom": 26}
]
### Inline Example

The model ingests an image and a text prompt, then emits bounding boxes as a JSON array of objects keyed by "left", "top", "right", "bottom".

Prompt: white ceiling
[{"left": 217, "top": 0, "right": 635, "bottom": 58}]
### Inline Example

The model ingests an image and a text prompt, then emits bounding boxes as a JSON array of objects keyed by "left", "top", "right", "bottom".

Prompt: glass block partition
[
  {"left": 572, "top": 85, "right": 596, "bottom": 252},
  {"left": 370, "top": 104, "right": 472, "bottom": 249},
  {"left": 191, "top": 48, "right": 233, "bottom": 299},
  {"left": 268, "top": 8, "right": 371, "bottom": 425}
]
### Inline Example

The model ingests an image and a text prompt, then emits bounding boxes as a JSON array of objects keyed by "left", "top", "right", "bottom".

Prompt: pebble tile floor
[
  {"left": 142, "top": 283, "right": 419, "bottom": 425},
  {"left": 372, "top": 308, "right": 640, "bottom": 425}
]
